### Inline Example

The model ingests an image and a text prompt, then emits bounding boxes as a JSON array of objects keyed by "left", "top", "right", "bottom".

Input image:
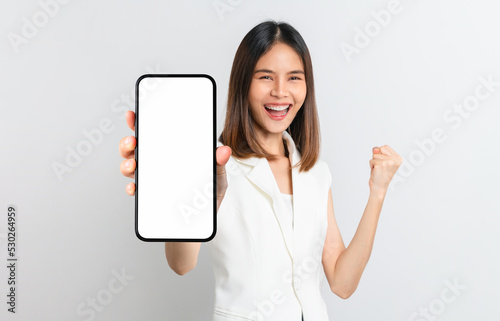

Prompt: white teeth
[{"left": 264, "top": 104, "right": 290, "bottom": 111}]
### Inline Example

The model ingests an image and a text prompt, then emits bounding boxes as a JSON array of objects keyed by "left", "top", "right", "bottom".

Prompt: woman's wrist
[{"left": 369, "top": 187, "right": 387, "bottom": 200}]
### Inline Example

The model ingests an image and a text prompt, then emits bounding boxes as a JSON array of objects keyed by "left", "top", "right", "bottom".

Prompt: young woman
[{"left": 119, "top": 20, "right": 402, "bottom": 321}]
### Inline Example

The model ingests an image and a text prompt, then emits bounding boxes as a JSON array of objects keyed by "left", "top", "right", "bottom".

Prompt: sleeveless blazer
[{"left": 207, "top": 130, "right": 332, "bottom": 321}]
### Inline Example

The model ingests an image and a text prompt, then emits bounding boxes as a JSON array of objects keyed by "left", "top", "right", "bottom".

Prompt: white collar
[{"left": 234, "top": 130, "right": 301, "bottom": 167}]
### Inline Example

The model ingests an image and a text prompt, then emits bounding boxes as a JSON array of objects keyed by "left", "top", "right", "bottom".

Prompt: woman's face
[{"left": 248, "top": 42, "right": 307, "bottom": 137}]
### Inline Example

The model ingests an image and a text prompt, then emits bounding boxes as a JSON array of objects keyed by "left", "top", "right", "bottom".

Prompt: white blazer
[{"left": 207, "top": 130, "right": 332, "bottom": 321}]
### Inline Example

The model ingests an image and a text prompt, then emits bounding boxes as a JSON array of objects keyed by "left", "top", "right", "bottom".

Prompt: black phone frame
[{"left": 134, "top": 74, "right": 217, "bottom": 242}]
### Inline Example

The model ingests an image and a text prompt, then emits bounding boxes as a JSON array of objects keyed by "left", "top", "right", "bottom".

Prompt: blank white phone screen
[{"left": 135, "top": 75, "right": 215, "bottom": 241}]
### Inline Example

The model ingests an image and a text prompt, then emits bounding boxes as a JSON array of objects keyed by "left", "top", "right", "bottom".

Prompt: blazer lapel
[{"left": 235, "top": 130, "right": 301, "bottom": 262}]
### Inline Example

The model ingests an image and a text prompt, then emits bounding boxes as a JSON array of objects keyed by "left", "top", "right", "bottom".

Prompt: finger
[
  {"left": 372, "top": 146, "right": 380, "bottom": 154},
  {"left": 371, "top": 157, "right": 398, "bottom": 170},
  {"left": 379, "top": 145, "right": 398, "bottom": 157},
  {"left": 369, "top": 158, "right": 385, "bottom": 167},
  {"left": 382, "top": 145, "right": 403, "bottom": 162},
  {"left": 372, "top": 153, "right": 393, "bottom": 160},
  {"left": 126, "top": 110, "right": 136, "bottom": 132},
  {"left": 126, "top": 182, "right": 136, "bottom": 196},
  {"left": 120, "top": 158, "right": 136, "bottom": 178},
  {"left": 119, "top": 135, "right": 136, "bottom": 159}
]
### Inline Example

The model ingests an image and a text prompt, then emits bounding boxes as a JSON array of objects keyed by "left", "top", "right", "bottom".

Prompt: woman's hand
[
  {"left": 368, "top": 145, "right": 403, "bottom": 195},
  {"left": 119, "top": 110, "right": 137, "bottom": 195},
  {"left": 118, "top": 109, "right": 233, "bottom": 204}
]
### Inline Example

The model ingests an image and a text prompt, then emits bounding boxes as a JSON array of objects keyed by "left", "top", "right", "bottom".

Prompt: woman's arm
[
  {"left": 164, "top": 242, "right": 201, "bottom": 275},
  {"left": 164, "top": 195, "right": 227, "bottom": 275},
  {"left": 323, "top": 144, "right": 401, "bottom": 298},
  {"left": 322, "top": 188, "right": 385, "bottom": 299}
]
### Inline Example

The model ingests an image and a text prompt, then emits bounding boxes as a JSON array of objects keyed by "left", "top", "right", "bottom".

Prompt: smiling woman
[
  {"left": 207, "top": 19, "right": 403, "bottom": 321},
  {"left": 117, "top": 18, "right": 403, "bottom": 321},
  {"left": 219, "top": 21, "right": 321, "bottom": 171},
  {"left": 210, "top": 20, "right": 333, "bottom": 321}
]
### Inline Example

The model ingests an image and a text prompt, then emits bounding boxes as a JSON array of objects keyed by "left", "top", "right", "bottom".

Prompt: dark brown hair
[{"left": 218, "top": 19, "right": 321, "bottom": 172}]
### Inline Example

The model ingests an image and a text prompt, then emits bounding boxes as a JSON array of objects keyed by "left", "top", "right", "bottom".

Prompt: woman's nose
[{"left": 271, "top": 79, "right": 289, "bottom": 97}]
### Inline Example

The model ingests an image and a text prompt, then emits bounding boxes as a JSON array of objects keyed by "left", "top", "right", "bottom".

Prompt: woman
[{"left": 119, "top": 20, "right": 402, "bottom": 321}]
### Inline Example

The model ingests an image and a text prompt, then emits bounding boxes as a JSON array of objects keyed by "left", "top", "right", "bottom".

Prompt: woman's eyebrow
[{"left": 254, "top": 69, "right": 304, "bottom": 75}]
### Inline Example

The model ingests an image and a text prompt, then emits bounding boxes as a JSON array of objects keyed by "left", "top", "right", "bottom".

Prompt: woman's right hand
[
  {"left": 119, "top": 110, "right": 137, "bottom": 195},
  {"left": 119, "top": 110, "right": 233, "bottom": 206}
]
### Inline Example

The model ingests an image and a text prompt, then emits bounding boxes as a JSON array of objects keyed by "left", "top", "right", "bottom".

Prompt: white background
[{"left": 1, "top": 0, "right": 499, "bottom": 320}]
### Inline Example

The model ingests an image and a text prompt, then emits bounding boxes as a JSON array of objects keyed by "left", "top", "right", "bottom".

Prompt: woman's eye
[{"left": 259, "top": 76, "right": 302, "bottom": 80}]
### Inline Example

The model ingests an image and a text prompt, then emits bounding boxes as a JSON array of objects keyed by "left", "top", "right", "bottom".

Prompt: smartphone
[{"left": 135, "top": 74, "right": 216, "bottom": 242}]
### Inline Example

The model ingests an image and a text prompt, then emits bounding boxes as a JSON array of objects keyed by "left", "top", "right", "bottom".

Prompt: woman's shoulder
[
  {"left": 309, "top": 158, "right": 332, "bottom": 190},
  {"left": 314, "top": 158, "right": 330, "bottom": 172}
]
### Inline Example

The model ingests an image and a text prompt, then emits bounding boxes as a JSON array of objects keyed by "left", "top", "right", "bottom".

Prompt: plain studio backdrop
[{"left": 1, "top": 0, "right": 499, "bottom": 320}]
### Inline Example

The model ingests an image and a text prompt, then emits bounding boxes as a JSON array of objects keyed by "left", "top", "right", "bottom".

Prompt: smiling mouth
[{"left": 264, "top": 104, "right": 291, "bottom": 117}]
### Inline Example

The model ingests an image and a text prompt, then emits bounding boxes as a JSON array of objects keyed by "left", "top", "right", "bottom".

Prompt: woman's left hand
[{"left": 369, "top": 145, "right": 403, "bottom": 194}]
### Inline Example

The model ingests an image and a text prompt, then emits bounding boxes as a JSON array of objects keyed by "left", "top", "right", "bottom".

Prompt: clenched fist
[{"left": 369, "top": 145, "right": 403, "bottom": 195}]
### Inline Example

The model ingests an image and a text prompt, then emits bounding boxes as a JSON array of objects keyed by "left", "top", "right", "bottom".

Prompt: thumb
[{"left": 216, "top": 146, "right": 232, "bottom": 169}]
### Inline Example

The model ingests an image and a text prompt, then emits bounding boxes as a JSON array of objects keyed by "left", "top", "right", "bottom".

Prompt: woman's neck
[{"left": 256, "top": 131, "right": 287, "bottom": 157}]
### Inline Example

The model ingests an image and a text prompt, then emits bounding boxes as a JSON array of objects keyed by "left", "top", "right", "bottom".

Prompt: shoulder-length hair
[{"left": 218, "top": 19, "right": 321, "bottom": 173}]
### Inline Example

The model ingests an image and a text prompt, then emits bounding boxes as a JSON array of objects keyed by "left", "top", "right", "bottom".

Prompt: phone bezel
[{"left": 134, "top": 74, "right": 217, "bottom": 242}]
